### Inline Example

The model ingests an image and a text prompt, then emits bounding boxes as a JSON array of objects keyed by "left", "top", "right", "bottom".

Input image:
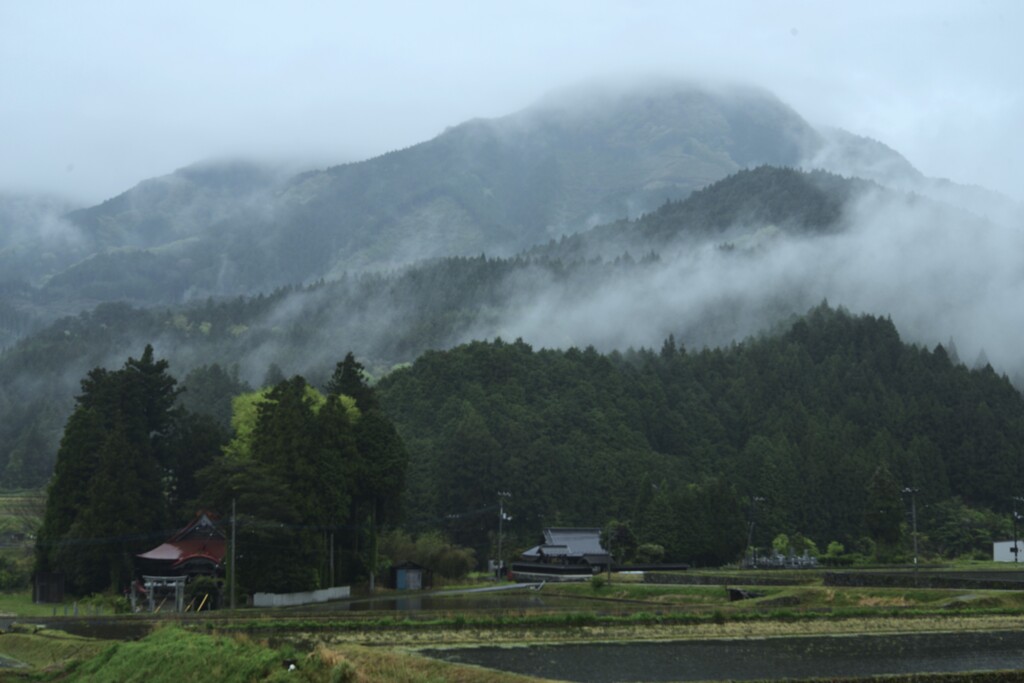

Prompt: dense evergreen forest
[
  {"left": 24, "top": 304, "right": 1024, "bottom": 589},
  {"left": 376, "top": 305, "right": 1024, "bottom": 565}
]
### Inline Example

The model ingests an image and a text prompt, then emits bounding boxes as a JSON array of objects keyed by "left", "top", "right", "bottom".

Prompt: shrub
[{"left": 635, "top": 543, "right": 665, "bottom": 564}]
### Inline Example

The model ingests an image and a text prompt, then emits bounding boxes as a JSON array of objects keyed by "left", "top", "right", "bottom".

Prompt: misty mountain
[
  {"left": 4, "top": 166, "right": 1012, "bottom": 490},
  {"left": 0, "top": 191, "right": 84, "bottom": 284},
  {"left": 6, "top": 80, "right": 1002, "bottom": 348},
  {"left": 528, "top": 166, "right": 880, "bottom": 262},
  {"left": 23, "top": 82, "right": 901, "bottom": 310},
  {"left": 270, "top": 82, "right": 822, "bottom": 274},
  {"left": 66, "top": 160, "right": 288, "bottom": 249},
  {"left": 3, "top": 81, "right": 1022, "bottom": 494}
]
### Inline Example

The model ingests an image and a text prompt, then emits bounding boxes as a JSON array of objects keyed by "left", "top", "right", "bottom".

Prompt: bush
[
  {"left": 81, "top": 592, "right": 131, "bottom": 614},
  {"left": 379, "top": 529, "right": 477, "bottom": 579},
  {"left": 0, "top": 555, "right": 30, "bottom": 590},
  {"left": 635, "top": 543, "right": 665, "bottom": 564},
  {"left": 186, "top": 576, "right": 221, "bottom": 610}
]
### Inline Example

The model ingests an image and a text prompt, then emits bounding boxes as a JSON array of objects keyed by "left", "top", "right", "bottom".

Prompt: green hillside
[{"left": 377, "top": 305, "right": 1024, "bottom": 564}]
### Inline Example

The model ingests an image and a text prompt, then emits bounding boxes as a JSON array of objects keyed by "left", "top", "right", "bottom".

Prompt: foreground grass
[
  {"left": 319, "top": 643, "right": 558, "bottom": 682},
  {"left": 0, "top": 628, "right": 108, "bottom": 672},
  {"left": 0, "top": 626, "right": 554, "bottom": 683},
  {"left": 5, "top": 626, "right": 322, "bottom": 682}
]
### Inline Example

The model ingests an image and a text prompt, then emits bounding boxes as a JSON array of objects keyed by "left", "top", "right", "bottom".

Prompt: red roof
[
  {"left": 136, "top": 512, "right": 226, "bottom": 567},
  {"left": 137, "top": 538, "right": 225, "bottom": 566}
]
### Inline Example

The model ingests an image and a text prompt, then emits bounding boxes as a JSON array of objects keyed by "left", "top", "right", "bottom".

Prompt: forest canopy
[{"left": 375, "top": 305, "right": 1024, "bottom": 565}]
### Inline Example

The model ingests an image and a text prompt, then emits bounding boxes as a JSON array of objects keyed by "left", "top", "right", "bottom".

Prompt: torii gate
[{"left": 132, "top": 575, "right": 187, "bottom": 613}]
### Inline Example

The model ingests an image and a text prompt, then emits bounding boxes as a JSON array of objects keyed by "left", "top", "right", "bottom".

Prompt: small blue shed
[{"left": 389, "top": 561, "right": 432, "bottom": 590}]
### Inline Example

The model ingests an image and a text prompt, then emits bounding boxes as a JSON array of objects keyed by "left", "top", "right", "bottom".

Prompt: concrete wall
[{"left": 252, "top": 585, "right": 350, "bottom": 608}]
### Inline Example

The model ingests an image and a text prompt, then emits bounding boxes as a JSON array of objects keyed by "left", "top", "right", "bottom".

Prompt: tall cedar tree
[
  {"left": 36, "top": 346, "right": 183, "bottom": 595},
  {"left": 327, "top": 352, "right": 407, "bottom": 580}
]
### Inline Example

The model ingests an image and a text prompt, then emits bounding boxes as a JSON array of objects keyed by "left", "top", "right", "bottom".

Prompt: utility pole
[
  {"left": 230, "top": 497, "right": 236, "bottom": 611},
  {"left": 902, "top": 487, "right": 918, "bottom": 584},
  {"left": 1013, "top": 497, "right": 1024, "bottom": 563},
  {"left": 746, "top": 496, "right": 765, "bottom": 569},
  {"left": 607, "top": 527, "right": 613, "bottom": 585},
  {"left": 496, "top": 491, "right": 511, "bottom": 580},
  {"left": 369, "top": 502, "right": 377, "bottom": 593}
]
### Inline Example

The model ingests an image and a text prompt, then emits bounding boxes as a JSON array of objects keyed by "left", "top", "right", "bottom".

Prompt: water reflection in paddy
[
  {"left": 306, "top": 590, "right": 610, "bottom": 613},
  {"left": 425, "top": 631, "right": 1024, "bottom": 682}
]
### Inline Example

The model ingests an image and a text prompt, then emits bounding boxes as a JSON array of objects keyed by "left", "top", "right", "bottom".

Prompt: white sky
[{"left": 1, "top": 0, "right": 1021, "bottom": 204}]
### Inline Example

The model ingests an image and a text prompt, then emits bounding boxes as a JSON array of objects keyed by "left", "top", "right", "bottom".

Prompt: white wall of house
[
  {"left": 993, "top": 540, "right": 1024, "bottom": 562},
  {"left": 252, "top": 585, "right": 350, "bottom": 607}
]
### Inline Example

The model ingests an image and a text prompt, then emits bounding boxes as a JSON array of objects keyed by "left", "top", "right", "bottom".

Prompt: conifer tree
[{"left": 36, "top": 346, "right": 181, "bottom": 595}]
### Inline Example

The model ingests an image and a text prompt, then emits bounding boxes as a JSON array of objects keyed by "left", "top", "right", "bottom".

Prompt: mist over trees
[
  {"left": 5, "top": 163, "right": 1021, "bottom": 493},
  {"left": 7, "top": 83, "right": 1024, "bottom": 585}
]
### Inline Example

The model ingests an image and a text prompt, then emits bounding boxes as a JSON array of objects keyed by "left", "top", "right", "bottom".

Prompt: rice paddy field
[{"left": 5, "top": 567, "right": 1024, "bottom": 681}]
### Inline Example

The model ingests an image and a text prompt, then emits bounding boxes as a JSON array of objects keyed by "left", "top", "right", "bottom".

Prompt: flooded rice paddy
[{"left": 424, "top": 630, "right": 1024, "bottom": 682}]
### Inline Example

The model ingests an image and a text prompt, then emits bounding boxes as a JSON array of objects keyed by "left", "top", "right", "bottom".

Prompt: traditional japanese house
[
  {"left": 510, "top": 527, "right": 612, "bottom": 582},
  {"left": 136, "top": 511, "right": 226, "bottom": 579}
]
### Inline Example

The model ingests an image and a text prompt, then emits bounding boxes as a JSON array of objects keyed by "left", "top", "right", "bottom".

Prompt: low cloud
[{"left": 467, "top": 187, "right": 1024, "bottom": 382}]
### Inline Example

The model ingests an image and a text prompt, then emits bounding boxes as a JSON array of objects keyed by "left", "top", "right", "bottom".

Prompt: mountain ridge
[{"left": 31, "top": 82, "right": 895, "bottom": 302}]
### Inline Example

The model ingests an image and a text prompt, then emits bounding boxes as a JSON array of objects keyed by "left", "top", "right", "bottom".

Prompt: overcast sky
[{"left": 1, "top": 0, "right": 1021, "bottom": 204}]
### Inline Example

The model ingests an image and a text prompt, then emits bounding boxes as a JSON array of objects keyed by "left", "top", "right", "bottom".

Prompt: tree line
[
  {"left": 33, "top": 304, "right": 1024, "bottom": 594},
  {"left": 375, "top": 304, "right": 1024, "bottom": 565},
  {"left": 36, "top": 349, "right": 407, "bottom": 596}
]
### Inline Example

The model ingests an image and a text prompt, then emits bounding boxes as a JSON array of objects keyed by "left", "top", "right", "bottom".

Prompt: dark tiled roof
[
  {"left": 544, "top": 528, "right": 608, "bottom": 556},
  {"left": 521, "top": 528, "right": 611, "bottom": 563}
]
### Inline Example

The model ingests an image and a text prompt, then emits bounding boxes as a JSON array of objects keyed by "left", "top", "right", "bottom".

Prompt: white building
[{"left": 992, "top": 540, "right": 1023, "bottom": 562}]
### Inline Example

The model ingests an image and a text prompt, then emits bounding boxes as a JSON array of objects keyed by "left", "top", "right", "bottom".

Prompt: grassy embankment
[{"left": 0, "top": 625, "right": 556, "bottom": 682}]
